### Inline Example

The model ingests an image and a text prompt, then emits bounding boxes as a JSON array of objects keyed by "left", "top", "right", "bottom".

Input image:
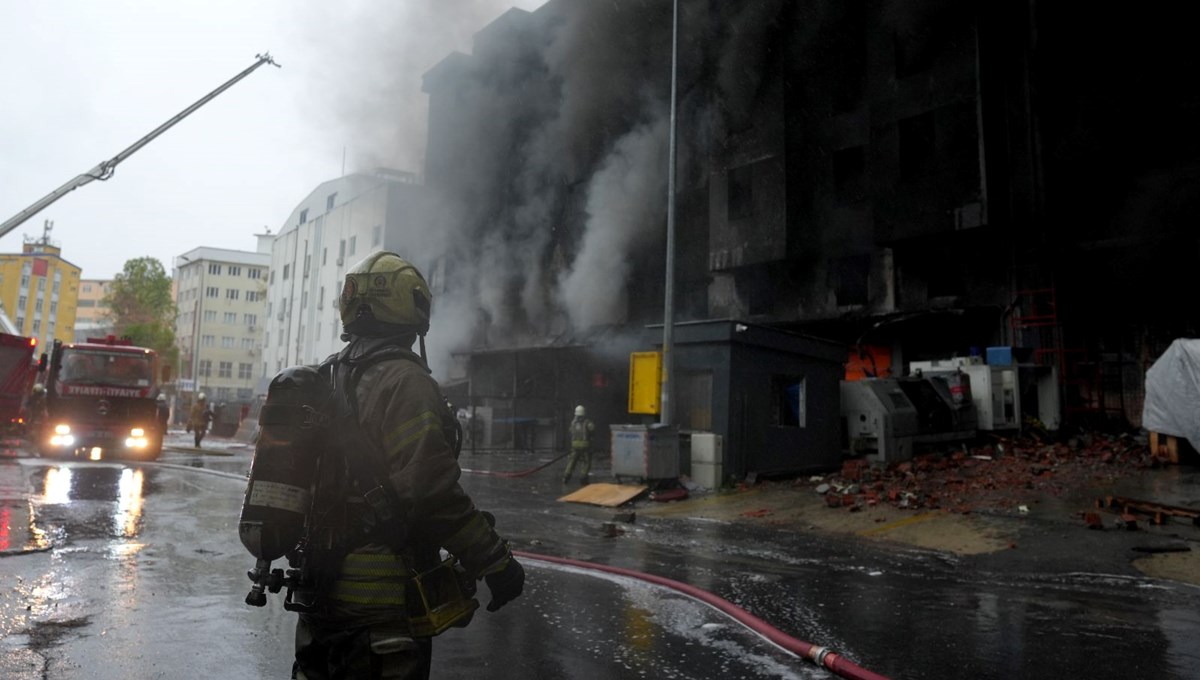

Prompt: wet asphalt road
[{"left": 1, "top": 435, "right": 1198, "bottom": 679}]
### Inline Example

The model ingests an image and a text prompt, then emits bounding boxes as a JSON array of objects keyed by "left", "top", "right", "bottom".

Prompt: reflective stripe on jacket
[{"left": 570, "top": 417, "right": 594, "bottom": 450}]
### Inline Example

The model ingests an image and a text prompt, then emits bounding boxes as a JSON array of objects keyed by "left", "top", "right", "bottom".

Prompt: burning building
[{"left": 388, "top": 0, "right": 1199, "bottom": 475}]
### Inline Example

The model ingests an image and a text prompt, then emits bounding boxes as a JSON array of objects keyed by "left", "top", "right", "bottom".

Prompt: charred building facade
[{"left": 418, "top": 1, "right": 1200, "bottom": 465}]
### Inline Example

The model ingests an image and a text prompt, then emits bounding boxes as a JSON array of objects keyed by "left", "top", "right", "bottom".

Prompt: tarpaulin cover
[{"left": 1142, "top": 339, "right": 1200, "bottom": 450}]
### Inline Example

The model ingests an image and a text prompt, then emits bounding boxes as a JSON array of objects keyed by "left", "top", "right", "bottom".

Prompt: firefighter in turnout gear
[
  {"left": 291, "top": 252, "right": 525, "bottom": 680},
  {"left": 562, "top": 405, "right": 595, "bottom": 485}
]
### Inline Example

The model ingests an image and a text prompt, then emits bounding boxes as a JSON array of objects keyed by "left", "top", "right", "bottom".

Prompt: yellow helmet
[{"left": 339, "top": 252, "right": 432, "bottom": 336}]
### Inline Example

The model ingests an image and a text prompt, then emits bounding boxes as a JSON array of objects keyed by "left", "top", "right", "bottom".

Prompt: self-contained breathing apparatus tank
[{"left": 240, "top": 366, "right": 330, "bottom": 607}]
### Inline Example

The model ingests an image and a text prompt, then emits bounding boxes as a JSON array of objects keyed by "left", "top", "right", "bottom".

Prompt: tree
[{"left": 104, "top": 257, "right": 179, "bottom": 370}]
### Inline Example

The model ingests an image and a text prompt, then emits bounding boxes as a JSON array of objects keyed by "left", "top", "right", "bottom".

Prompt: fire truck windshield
[{"left": 58, "top": 350, "right": 154, "bottom": 388}]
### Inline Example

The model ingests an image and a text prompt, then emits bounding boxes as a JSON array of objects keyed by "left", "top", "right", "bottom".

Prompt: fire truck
[
  {"left": 0, "top": 331, "right": 38, "bottom": 437},
  {"left": 36, "top": 336, "right": 164, "bottom": 460}
]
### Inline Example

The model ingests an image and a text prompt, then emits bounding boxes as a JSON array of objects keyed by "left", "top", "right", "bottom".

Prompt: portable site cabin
[{"left": 653, "top": 320, "right": 845, "bottom": 478}]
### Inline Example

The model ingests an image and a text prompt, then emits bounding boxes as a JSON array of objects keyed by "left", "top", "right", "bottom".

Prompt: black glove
[{"left": 484, "top": 558, "right": 525, "bottom": 612}]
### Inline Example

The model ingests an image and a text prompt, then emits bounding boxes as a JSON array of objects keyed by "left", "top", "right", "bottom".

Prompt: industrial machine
[
  {"left": 840, "top": 374, "right": 977, "bottom": 463},
  {"left": 908, "top": 355, "right": 1060, "bottom": 431}
]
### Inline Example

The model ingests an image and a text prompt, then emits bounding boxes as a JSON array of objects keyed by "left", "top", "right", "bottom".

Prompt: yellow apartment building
[{"left": 0, "top": 231, "right": 81, "bottom": 347}]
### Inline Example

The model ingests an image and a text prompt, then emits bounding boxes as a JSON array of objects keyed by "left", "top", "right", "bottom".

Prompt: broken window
[
  {"left": 899, "top": 111, "right": 936, "bottom": 179},
  {"left": 833, "top": 146, "right": 866, "bottom": 204},
  {"left": 728, "top": 164, "right": 754, "bottom": 220},
  {"left": 834, "top": 255, "right": 871, "bottom": 306}
]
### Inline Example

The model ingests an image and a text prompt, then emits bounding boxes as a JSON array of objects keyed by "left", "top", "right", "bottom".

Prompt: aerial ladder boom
[{"left": 0, "top": 53, "right": 281, "bottom": 240}]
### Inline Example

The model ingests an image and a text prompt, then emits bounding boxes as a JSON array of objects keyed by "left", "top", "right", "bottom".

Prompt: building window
[
  {"left": 83, "top": 283, "right": 92, "bottom": 293},
  {"left": 301, "top": 291, "right": 307, "bottom": 309},
  {"left": 206, "top": 286, "right": 219, "bottom": 298},
  {"left": 241, "top": 338, "right": 255, "bottom": 350},
  {"left": 283, "top": 264, "right": 290, "bottom": 280},
  {"left": 199, "top": 360, "right": 212, "bottom": 377},
  {"left": 37, "top": 279, "right": 46, "bottom": 292},
  {"left": 372, "top": 225, "right": 382, "bottom": 247},
  {"left": 300, "top": 209, "right": 309, "bottom": 225},
  {"left": 219, "top": 361, "right": 233, "bottom": 378},
  {"left": 49, "top": 301, "right": 57, "bottom": 315},
  {"left": 226, "top": 289, "right": 240, "bottom": 300},
  {"left": 769, "top": 376, "right": 806, "bottom": 428},
  {"left": 246, "top": 291, "right": 260, "bottom": 302},
  {"left": 17, "top": 296, "right": 26, "bottom": 309},
  {"left": 244, "top": 313, "right": 257, "bottom": 326},
  {"left": 318, "top": 287, "right": 325, "bottom": 309},
  {"left": 204, "top": 310, "right": 217, "bottom": 322},
  {"left": 32, "top": 320, "right": 40, "bottom": 334},
  {"left": 19, "top": 275, "right": 29, "bottom": 289},
  {"left": 35, "top": 300, "right": 43, "bottom": 313},
  {"left": 227, "top": 266, "right": 241, "bottom": 277},
  {"left": 209, "top": 264, "right": 222, "bottom": 275},
  {"left": 898, "top": 111, "right": 936, "bottom": 179},
  {"left": 248, "top": 268, "right": 262, "bottom": 280},
  {"left": 52, "top": 280, "right": 60, "bottom": 294},
  {"left": 15, "top": 317, "right": 23, "bottom": 329},
  {"left": 269, "top": 270, "right": 275, "bottom": 284},
  {"left": 238, "top": 363, "right": 253, "bottom": 379},
  {"left": 304, "top": 255, "right": 311, "bottom": 277},
  {"left": 349, "top": 236, "right": 357, "bottom": 256},
  {"left": 339, "top": 240, "right": 346, "bottom": 262},
  {"left": 222, "top": 336, "right": 235, "bottom": 348},
  {"left": 202, "top": 335, "right": 215, "bottom": 347},
  {"left": 728, "top": 164, "right": 753, "bottom": 220},
  {"left": 224, "top": 312, "right": 237, "bottom": 324},
  {"left": 833, "top": 146, "right": 866, "bottom": 204},
  {"left": 833, "top": 255, "right": 871, "bottom": 306},
  {"left": 316, "top": 322, "right": 321, "bottom": 341},
  {"left": 326, "top": 192, "right": 337, "bottom": 211},
  {"left": 322, "top": 248, "right": 328, "bottom": 265},
  {"left": 237, "top": 388, "right": 253, "bottom": 401}
]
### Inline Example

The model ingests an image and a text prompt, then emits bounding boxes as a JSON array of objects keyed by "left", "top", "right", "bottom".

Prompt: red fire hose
[
  {"left": 513, "top": 550, "right": 892, "bottom": 680},
  {"left": 461, "top": 452, "right": 568, "bottom": 479}
]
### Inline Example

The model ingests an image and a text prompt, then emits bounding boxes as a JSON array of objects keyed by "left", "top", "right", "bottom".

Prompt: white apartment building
[
  {"left": 174, "top": 243, "right": 271, "bottom": 406},
  {"left": 262, "top": 169, "right": 426, "bottom": 377}
]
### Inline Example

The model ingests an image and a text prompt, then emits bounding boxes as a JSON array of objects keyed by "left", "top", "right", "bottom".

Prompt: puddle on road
[{"left": 0, "top": 461, "right": 152, "bottom": 555}]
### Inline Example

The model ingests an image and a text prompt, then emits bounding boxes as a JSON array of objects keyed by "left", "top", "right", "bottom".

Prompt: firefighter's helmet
[
  {"left": 157, "top": 394, "right": 166, "bottom": 402},
  {"left": 32, "top": 383, "right": 45, "bottom": 394},
  {"left": 340, "top": 252, "right": 432, "bottom": 337},
  {"left": 574, "top": 405, "right": 586, "bottom": 417},
  {"left": 198, "top": 393, "right": 207, "bottom": 402}
]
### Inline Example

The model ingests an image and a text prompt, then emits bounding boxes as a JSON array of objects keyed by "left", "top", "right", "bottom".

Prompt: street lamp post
[{"left": 659, "top": 0, "right": 679, "bottom": 427}]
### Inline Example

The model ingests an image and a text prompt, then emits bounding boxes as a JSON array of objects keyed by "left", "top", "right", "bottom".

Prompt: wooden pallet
[{"left": 1096, "top": 495, "right": 1200, "bottom": 527}]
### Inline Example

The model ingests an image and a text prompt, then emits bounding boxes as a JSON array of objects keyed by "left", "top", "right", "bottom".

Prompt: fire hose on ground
[{"left": 462, "top": 457, "right": 891, "bottom": 678}]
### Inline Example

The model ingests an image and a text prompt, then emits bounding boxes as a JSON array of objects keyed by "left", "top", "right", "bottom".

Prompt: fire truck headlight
[
  {"left": 54, "top": 424, "right": 71, "bottom": 435},
  {"left": 51, "top": 434, "right": 75, "bottom": 447},
  {"left": 125, "top": 437, "right": 148, "bottom": 449},
  {"left": 130, "top": 428, "right": 145, "bottom": 437}
]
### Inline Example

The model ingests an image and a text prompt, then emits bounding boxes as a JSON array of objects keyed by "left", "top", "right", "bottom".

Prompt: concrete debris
[
  {"left": 815, "top": 483, "right": 832, "bottom": 495},
  {"left": 612, "top": 512, "right": 636, "bottom": 524}
]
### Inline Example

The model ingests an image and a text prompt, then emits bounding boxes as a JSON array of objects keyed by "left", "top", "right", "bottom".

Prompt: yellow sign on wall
[{"left": 628, "top": 351, "right": 662, "bottom": 414}]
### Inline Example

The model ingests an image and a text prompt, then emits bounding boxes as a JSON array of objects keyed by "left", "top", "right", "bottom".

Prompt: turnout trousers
[{"left": 293, "top": 618, "right": 432, "bottom": 680}]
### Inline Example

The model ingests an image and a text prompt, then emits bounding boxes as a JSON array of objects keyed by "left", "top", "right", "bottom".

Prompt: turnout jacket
[{"left": 320, "top": 336, "right": 510, "bottom": 627}]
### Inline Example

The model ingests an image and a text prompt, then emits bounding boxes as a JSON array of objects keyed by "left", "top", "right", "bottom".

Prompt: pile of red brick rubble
[{"left": 804, "top": 432, "right": 1155, "bottom": 515}]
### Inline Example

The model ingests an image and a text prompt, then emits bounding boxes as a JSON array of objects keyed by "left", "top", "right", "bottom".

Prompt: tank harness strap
[{"left": 329, "top": 350, "right": 414, "bottom": 541}]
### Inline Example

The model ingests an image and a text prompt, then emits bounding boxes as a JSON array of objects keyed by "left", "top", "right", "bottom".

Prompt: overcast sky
[{"left": 0, "top": 0, "right": 541, "bottom": 280}]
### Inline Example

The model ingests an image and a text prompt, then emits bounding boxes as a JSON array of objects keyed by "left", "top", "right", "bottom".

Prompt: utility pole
[{"left": 659, "top": 0, "right": 679, "bottom": 427}]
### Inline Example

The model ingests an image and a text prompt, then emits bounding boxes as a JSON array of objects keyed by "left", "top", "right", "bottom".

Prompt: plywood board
[{"left": 558, "top": 483, "right": 648, "bottom": 507}]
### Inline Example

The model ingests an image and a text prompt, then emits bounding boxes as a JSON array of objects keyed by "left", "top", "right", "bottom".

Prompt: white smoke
[{"left": 559, "top": 114, "right": 670, "bottom": 329}]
